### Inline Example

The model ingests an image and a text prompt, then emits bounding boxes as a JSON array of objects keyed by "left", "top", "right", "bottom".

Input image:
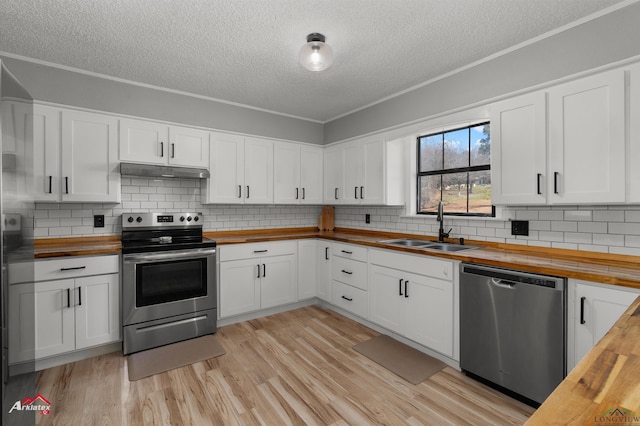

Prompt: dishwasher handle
[{"left": 490, "top": 278, "right": 516, "bottom": 289}]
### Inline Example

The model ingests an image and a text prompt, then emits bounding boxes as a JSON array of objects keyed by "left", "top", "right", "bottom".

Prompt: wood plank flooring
[{"left": 35, "top": 306, "right": 535, "bottom": 425}]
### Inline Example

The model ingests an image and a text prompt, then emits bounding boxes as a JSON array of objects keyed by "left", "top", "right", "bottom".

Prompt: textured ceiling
[{"left": 0, "top": 0, "right": 632, "bottom": 122}]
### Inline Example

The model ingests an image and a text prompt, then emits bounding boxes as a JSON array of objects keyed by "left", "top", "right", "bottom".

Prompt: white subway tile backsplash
[{"left": 30, "top": 178, "right": 640, "bottom": 258}]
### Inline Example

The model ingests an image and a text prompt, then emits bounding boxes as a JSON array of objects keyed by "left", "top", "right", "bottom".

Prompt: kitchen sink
[
  {"left": 377, "top": 238, "right": 433, "bottom": 247},
  {"left": 378, "top": 238, "right": 477, "bottom": 252},
  {"left": 422, "top": 243, "right": 477, "bottom": 252}
]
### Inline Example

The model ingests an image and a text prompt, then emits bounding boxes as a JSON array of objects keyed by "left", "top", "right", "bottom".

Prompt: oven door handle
[{"left": 123, "top": 248, "right": 217, "bottom": 263}]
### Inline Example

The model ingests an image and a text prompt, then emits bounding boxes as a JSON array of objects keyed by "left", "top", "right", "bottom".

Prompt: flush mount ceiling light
[{"left": 299, "top": 33, "right": 333, "bottom": 71}]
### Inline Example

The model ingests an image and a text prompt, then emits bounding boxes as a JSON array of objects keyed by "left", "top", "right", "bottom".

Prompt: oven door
[{"left": 122, "top": 248, "right": 216, "bottom": 326}]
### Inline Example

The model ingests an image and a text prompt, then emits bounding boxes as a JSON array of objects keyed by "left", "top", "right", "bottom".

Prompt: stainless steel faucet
[{"left": 437, "top": 200, "right": 452, "bottom": 242}]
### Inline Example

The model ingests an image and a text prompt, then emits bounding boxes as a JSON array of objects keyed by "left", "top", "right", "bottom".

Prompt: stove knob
[
  {"left": 136, "top": 216, "right": 143, "bottom": 223},
  {"left": 180, "top": 216, "right": 185, "bottom": 222},
  {"left": 127, "top": 217, "right": 134, "bottom": 223},
  {"left": 187, "top": 216, "right": 192, "bottom": 222},
  {"left": 194, "top": 216, "right": 199, "bottom": 222}
]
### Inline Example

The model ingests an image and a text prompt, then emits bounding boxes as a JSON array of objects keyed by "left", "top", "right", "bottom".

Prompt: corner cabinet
[
  {"left": 323, "top": 135, "right": 404, "bottom": 205},
  {"left": 491, "top": 69, "right": 626, "bottom": 205},
  {"left": 119, "top": 118, "right": 210, "bottom": 168},
  {"left": 568, "top": 279, "right": 640, "bottom": 372},
  {"left": 8, "top": 255, "right": 120, "bottom": 365},
  {"left": 274, "top": 143, "right": 323, "bottom": 204},
  {"left": 30, "top": 105, "right": 120, "bottom": 203},
  {"left": 205, "top": 132, "right": 274, "bottom": 204},
  {"left": 218, "top": 241, "right": 297, "bottom": 318},
  {"left": 369, "top": 249, "right": 455, "bottom": 358}
]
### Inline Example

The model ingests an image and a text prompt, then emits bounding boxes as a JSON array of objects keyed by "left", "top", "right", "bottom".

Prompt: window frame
[{"left": 416, "top": 121, "right": 494, "bottom": 217}]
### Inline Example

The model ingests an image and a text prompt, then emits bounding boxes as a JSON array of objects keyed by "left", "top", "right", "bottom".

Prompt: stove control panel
[{"left": 122, "top": 212, "right": 204, "bottom": 228}]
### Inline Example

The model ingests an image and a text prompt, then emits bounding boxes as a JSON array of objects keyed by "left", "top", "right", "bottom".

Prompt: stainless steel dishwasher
[{"left": 460, "top": 263, "right": 566, "bottom": 405}]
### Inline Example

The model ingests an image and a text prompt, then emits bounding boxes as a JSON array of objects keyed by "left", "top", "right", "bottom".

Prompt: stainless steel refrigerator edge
[
  {"left": 1, "top": 59, "right": 37, "bottom": 425},
  {"left": 460, "top": 263, "right": 566, "bottom": 405}
]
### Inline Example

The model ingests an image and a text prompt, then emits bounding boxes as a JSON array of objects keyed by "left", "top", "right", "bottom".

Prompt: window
[{"left": 417, "top": 122, "right": 492, "bottom": 216}]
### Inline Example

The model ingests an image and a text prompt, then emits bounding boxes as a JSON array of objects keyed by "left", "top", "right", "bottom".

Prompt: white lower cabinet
[
  {"left": 316, "top": 240, "right": 332, "bottom": 302},
  {"left": 8, "top": 255, "right": 120, "bottom": 364},
  {"left": 569, "top": 279, "right": 640, "bottom": 371},
  {"left": 219, "top": 241, "right": 297, "bottom": 318},
  {"left": 330, "top": 243, "right": 368, "bottom": 319},
  {"left": 369, "top": 249, "right": 455, "bottom": 358},
  {"left": 297, "top": 240, "right": 317, "bottom": 300}
]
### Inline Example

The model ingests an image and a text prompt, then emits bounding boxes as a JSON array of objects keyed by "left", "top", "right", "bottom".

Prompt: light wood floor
[{"left": 36, "top": 306, "right": 535, "bottom": 425}]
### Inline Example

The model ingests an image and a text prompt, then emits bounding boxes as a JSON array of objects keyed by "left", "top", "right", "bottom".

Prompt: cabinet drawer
[
  {"left": 332, "top": 257, "right": 367, "bottom": 290},
  {"left": 219, "top": 240, "right": 297, "bottom": 262},
  {"left": 332, "top": 242, "right": 367, "bottom": 262},
  {"left": 369, "top": 249, "right": 453, "bottom": 281},
  {"left": 10, "top": 255, "right": 119, "bottom": 284},
  {"left": 332, "top": 280, "right": 368, "bottom": 319}
]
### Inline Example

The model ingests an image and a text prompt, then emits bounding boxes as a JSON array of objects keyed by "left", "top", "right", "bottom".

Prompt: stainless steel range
[{"left": 121, "top": 212, "right": 217, "bottom": 355}]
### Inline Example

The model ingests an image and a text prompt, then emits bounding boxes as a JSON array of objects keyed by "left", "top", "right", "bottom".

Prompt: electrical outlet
[
  {"left": 511, "top": 220, "right": 529, "bottom": 236},
  {"left": 94, "top": 214, "right": 105, "bottom": 228},
  {"left": 365, "top": 214, "right": 371, "bottom": 224}
]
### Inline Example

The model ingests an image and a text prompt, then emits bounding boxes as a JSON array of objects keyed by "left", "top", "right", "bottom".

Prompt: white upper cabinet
[
  {"left": 491, "top": 68, "right": 626, "bottom": 206},
  {"left": 324, "top": 135, "right": 403, "bottom": 205},
  {"left": 119, "top": 118, "right": 209, "bottom": 168},
  {"left": 491, "top": 92, "right": 547, "bottom": 205},
  {"left": 324, "top": 146, "right": 344, "bottom": 203},
  {"left": 629, "top": 63, "right": 640, "bottom": 202},
  {"left": 205, "top": 132, "right": 273, "bottom": 204},
  {"left": 274, "top": 142, "right": 323, "bottom": 204},
  {"left": 547, "top": 69, "right": 625, "bottom": 204},
  {"left": 29, "top": 105, "right": 119, "bottom": 203}
]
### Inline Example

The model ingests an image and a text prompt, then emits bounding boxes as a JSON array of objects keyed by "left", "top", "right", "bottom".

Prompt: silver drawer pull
[{"left": 60, "top": 266, "right": 86, "bottom": 271}]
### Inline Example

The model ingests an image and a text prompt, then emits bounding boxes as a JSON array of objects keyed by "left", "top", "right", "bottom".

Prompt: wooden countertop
[
  {"left": 527, "top": 295, "right": 640, "bottom": 424},
  {"left": 34, "top": 227, "right": 640, "bottom": 289}
]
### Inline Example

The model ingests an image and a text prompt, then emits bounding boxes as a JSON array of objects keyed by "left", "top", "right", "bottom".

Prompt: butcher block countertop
[
  {"left": 526, "top": 295, "right": 640, "bottom": 425},
  {"left": 34, "top": 227, "right": 640, "bottom": 289}
]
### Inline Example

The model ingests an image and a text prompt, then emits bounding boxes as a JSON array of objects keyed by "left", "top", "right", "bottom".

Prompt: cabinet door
[
  {"left": 219, "top": 259, "right": 261, "bottom": 318},
  {"left": 548, "top": 70, "right": 625, "bottom": 204},
  {"left": 343, "top": 142, "right": 364, "bottom": 203},
  {"left": 30, "top": 105, "right": 61, "bottom": 201},
  {"left": 61, "top": 110, "right": 120, "bottom": 202},
  {"left": 404, "top": 272, "right": 454, "bottom": 357},
  {"left": 629, "top": 63, "right": 640, "bottom": 202},
  {"left": 324, "top": 146, "right": 344, "bottom": 203},
  {"left": 207, "top": 132, "right": 244, "bottom": 204},
  {"left": 75, "top": 274, "right": 120, "bottom": 350},
  {"left": 274, "top": 142, "right": 301, "bottom": 204},
  {"left": 573, "top": 281, "right": 638, "bottom": 368},
  {"left": 368, "top": 265, "right": 404, "bottom": 335},
  {"left": 118, "top": 119, "right": 168, "bottom": 165},
  {"left": 297, "top": 240, "right": 317, "bottom": 300},
  {"left": 168, "top": 126, "right": 210, "bottom": 168},
  {"left": 491, "top": 92, "right": 547, "bottom": 205},
  {"left": 9, "top": 280, "right": 75, "bottom": 363},
  {"left": 316, "top": 241, "right": 332, "bottom": 302},
  {"left": 300, "top": 145, "right": 323, "bottom": 204},
  {"left": 244, "top": 137, "right": 274, "bottom": 204},
  {"left": 361, "top": 137, "right": 385, "bottom": 205},
  {"left": 261, "top": 254, "right": 297, "bottom": 309}
]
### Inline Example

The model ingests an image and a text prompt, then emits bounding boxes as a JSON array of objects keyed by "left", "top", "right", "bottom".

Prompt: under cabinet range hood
[{"left": 119, "top": 162, "right": 210, "bottom": 179}]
